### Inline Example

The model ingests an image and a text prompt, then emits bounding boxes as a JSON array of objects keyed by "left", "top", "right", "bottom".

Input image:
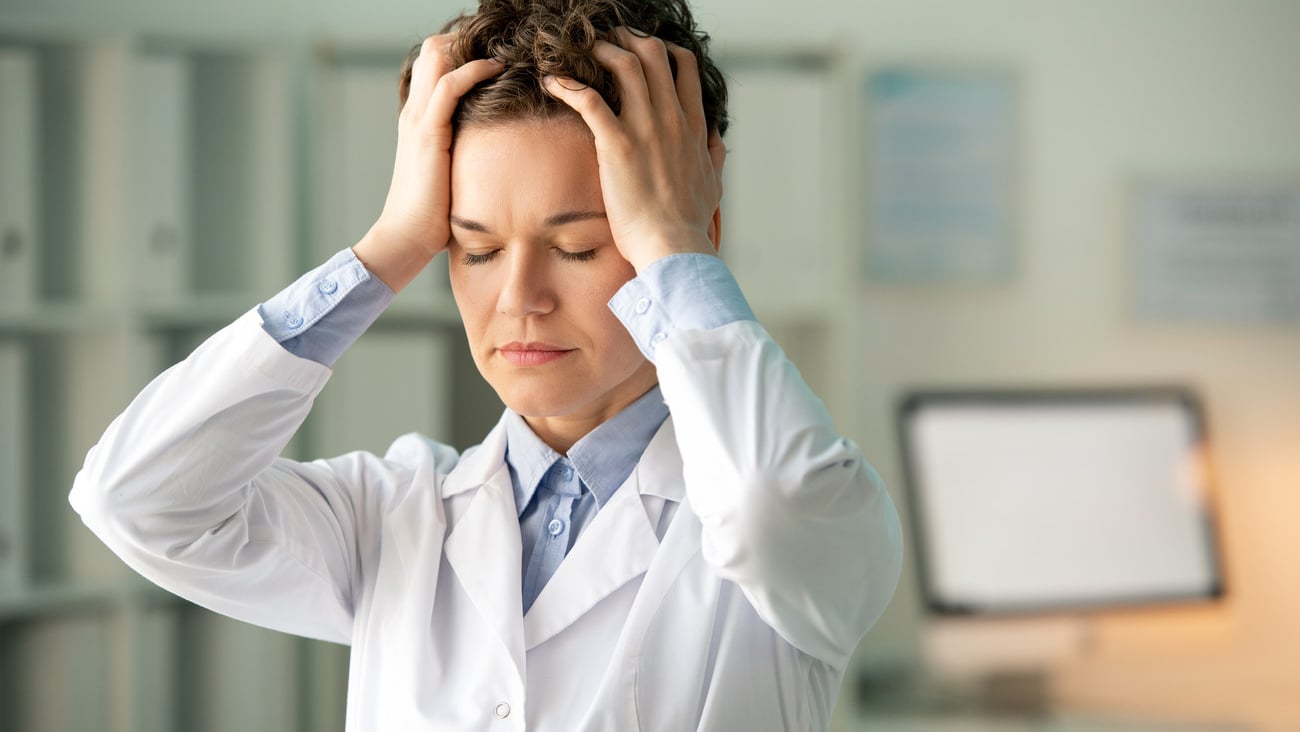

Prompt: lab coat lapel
[
  {"left": 441, "top": 415, "right": 526, "bottom": 682},
  {"left": 523, "top": 417, "right": 686, "bottom": 649},
  {"left": 522, "top": 473, "right": 658, "bottom": 649}
]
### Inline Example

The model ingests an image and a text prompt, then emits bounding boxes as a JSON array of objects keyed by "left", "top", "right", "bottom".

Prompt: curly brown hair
[{"left": 398, "top": 0, "right": 728, "bottom": 136}]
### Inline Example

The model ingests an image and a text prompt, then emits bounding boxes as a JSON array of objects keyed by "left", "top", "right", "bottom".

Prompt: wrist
[
  {"left": 353, "top": 223, "right": 443, "bottom": 293},
  {"left": 626, "top": 232, "right": 717, "bottom": 273}
]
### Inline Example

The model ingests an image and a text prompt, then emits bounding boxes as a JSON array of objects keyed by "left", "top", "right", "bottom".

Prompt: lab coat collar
[
  {"left": 443, "top": 409, "right": 685, "bottom": 504},
  {"left": 442, "top": 411, "right": 525, "bottom": 682},
  {"left": 630, "top": 415, "right": 684, "bottom": 503},
  {"left": 441, "top": 410, "right": 512, "bottom": 499},
  {"left": 522, "top": 416, "right": 686, "bottom": 648},
  {"left": 440, "top": 412, "right": 687, "bottom": 666}
]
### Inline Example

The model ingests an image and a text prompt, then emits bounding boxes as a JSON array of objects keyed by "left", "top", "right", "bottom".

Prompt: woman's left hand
[{"left": 543, "top": 28, "right": 725, "bottom": 273}]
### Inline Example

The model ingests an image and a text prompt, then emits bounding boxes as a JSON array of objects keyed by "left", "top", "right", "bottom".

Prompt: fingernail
[{"left": 542, "top": 75, "right": 556, "bottom": 86}]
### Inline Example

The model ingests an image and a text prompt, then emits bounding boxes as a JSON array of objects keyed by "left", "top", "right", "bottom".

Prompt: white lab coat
[{"left": 71, "top": 308, "right": 902, "bottom": 731}]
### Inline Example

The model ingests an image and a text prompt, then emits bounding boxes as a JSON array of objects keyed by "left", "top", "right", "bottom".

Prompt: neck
[{"left": 523, "top": 364, "right": 659, "bottom": 454}]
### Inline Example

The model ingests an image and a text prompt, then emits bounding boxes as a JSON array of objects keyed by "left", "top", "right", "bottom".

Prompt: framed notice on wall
[
  {"left": 1133, "top": 180, "right": 1300, "bottom": 323},
  {"left": 864, "top": 67, "right": 1018, "bottom": 283}
]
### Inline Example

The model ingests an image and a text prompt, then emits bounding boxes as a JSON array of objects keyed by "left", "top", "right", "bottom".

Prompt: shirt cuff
[
  {"left": 608, "top": 253, "right": 756, "bottom": 361},
  {"left": 257, "top": 248, "right": 396, "bottom": 366}
]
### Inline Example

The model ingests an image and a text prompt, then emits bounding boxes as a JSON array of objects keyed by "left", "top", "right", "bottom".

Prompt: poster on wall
[
  {"left": 1133, "top": 181, "right": 1300, "bottom": 323},
  {"left": 864, "top": 67, "right": 1018, "bottom": 283}
]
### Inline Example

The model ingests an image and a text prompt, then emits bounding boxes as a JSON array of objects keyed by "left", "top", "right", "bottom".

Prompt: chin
[{"left": 492, "top": 382, "right": 589, "bottom": 420}]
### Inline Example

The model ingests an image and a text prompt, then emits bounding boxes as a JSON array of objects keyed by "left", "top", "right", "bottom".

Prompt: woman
[{"left": 71, "top": 0, "right": 902, "bottom": 728}]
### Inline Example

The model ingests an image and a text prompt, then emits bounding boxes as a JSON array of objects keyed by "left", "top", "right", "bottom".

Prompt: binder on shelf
[
  {"left": 721, "top": 65, "right": 835, "bottom": 318},
  {"left": 9, "top": 614, "right": 109, "bottom": 730},
  {"left": 186, "top": 610, "right": 299, "bottom": 731},
  {"left": 318, "top": 63, "right": 452, "bottom": 313},
  {"left": 244, "top": 55, "right": 295, "bottom": 298},
  {"left": 132, "top": 52, "right": 193, "bottom": 306},
  {"left": 0, "top": 48, "right": 39, "bottom": 315},
  {"left": 311, "top": 332, "right": 453, "bottom": 458},
  {"left": 191, "top": 53, "right": 294, "bottom": 301},
  {"left": 0, "top": 343, "right": 29, "bottom": 592}
]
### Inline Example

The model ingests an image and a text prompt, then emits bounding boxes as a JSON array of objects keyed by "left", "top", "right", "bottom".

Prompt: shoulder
[{"left": 382, "top": 431, "right": 463, "bottom": 478}]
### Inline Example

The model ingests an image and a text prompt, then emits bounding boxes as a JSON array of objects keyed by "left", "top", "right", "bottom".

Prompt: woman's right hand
[{"left": 353, "top": 35, "right": 505, "bottom": 292}]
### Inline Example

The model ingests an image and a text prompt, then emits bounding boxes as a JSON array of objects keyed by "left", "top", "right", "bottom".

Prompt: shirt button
[
  {"left": 634, "top": 297, "right": 651, "bottom": 314},
  {"left": 494, "top": 702, "right": 511, "bottom": 719},
  {"left": 559, "top": 465, "right": 574, "bottom": 480},
  {"left": 284, "top": 312, "right": 304, "bottom": 329},
  {"left": 547, "top": 518, "right": 565, "bottom": 536},
  {"left": 651, "top": 331, "right": 668, "bottom": 347},
  {"left": 317, "top": 279, "right": 338, "bottom": 295}
]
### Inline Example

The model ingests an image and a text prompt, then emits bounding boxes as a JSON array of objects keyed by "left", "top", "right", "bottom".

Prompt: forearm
[
  {"left": 69, "top": 311, "right": 362, "bottom": 641},
  {"left": 71, "top": 309, "right": 331, "bottom": 553},
  {"left": 656, "top": 320, "right": 902, "bottom": 668},
  {"left": 610, "top": 254, "right": 903, "bottom": 668},
  {"left": 351, "top": 222, "right": 440, "bottom": 294}
]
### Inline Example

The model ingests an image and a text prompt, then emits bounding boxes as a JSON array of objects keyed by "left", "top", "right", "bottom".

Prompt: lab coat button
[
  {"left": 317, "top": 279, "right": 338, "bottom": 295},
  {"left": 494, "top": 702, "right": 511, "bottom": 719},
  {"left": 634, "top": 297, "right": 651, "bottom": 314},
  {"left": 651, "top": 331, "right": 668, "bottom": 346},
  {"left": 547, "top": 518, "right": 564, "bottom": 536}
]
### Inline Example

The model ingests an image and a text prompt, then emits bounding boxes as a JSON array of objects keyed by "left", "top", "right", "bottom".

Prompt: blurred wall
[{"left": 4, "top": 0, "right": 1298, "bottom": 726}]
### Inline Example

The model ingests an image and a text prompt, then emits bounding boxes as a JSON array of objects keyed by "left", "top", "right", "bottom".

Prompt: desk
[{"left": 849, "top": 714, "right": 1249, "bottom": 732}]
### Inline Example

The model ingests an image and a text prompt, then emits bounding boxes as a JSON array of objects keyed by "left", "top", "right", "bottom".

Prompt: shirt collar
[
  {"left": 504, "top": 411, "right": 562, "bottom": 518},
  {"left": 504, "top": 385, "right": 670, "bottom": 516}
]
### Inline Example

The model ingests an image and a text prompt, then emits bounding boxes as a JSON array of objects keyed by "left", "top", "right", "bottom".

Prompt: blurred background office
[{"left": 0, "top": 0, "right": 1297, "bottom": 730}]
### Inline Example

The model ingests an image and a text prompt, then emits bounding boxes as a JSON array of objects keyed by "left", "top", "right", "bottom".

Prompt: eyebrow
[{"left": 449, "top": 210, "right": 607, "bottom": 233}]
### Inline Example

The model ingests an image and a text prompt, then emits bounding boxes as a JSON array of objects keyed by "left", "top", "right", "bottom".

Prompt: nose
[{"left": 496, "top": 247, "right": 556, "bottom": 318}]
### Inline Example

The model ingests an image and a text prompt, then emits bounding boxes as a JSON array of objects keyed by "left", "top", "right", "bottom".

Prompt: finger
[
  {"left": 399, "top": 43, "right": 421, "bottom": 112},
  {"left": 589, "top": 39, "right": 650, "bottom": 122},
  {"left": 425, "top": 57, "right": 507, "bottom": 126},
  {"left": 708, "top": 128, "right": 726, "bottom": 183},
  {"left": 665, "top": 43, "right": 706, "bottom": 136},
  {"left": 612, "top": 28, "right": 678, "bottom": 117},
  {"left": 403, "top": 35, "right": 454, "bottom": 119},
  {"left": 543, "top": 75, "right": 623, "bottom": 142}
]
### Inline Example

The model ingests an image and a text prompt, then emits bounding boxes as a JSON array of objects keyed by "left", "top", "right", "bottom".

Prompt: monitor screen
[{"left": 898, "top": 387, "right": 1224, "bottom": 615}]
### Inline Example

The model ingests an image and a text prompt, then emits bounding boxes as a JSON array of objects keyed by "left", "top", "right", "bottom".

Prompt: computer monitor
[{"left": 897, "top": 386, "right": 1225, "bottom": 618}]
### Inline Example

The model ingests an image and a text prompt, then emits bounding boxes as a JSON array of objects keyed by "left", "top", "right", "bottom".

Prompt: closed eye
[
  {"left": 557, "top": 248, "right": 598, "bottom": 262},
  {"left": 460, "top": 249, "right": 501, "bottom": 266}
]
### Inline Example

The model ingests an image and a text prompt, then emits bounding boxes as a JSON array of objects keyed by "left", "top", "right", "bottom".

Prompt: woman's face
[{"left": 448, "top": 117, "right": 657, "bottom": 435}]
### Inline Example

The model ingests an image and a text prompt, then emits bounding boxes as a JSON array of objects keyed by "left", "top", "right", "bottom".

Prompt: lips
[{"left": 498, "top": 342, "right": 575, "bottom": 367}]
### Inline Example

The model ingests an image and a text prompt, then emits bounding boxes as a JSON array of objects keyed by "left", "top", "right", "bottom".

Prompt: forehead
[{"left": 450, "top": 117, "right": 603, "bottom": 216}]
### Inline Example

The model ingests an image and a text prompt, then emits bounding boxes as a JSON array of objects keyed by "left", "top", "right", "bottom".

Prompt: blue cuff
[
  {"left": 257, "top": 248, "right": 395, "bottom": 366},
  {"left": 608, "top": 253, "right": 755, "bottom": 361}
]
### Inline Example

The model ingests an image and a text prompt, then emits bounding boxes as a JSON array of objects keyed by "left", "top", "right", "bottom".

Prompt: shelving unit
[
  {"left": 0, "top": 31, "right": 292, "bottom": 732},
  {"left": 0, "top": 27, "right": 852, "bottom": 731},
  {"left": 0, "top": 25, "right": 511, "bottom": 730}
]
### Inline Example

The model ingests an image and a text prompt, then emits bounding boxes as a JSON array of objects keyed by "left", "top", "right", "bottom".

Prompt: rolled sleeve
[
  {"left": 608, "top": 253, "right": 755, "bottom": 362},
  {"left": 257, "top": 248, "right": 396, "bottom": 366}
]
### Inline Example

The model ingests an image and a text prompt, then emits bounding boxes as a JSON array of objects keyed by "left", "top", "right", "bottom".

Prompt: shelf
[
  {"left": 0, "top": 29, "right": 476, "bottom": 732},
  {"left": 132, "top": 292, "right": 463, "bottom": 332},
  {"left": 134, "top": 292, "right": 262, "bottom": 330},
  {"left": 0, "top": 581, "right": 180, "bottom": 621},
  {"left": 376, "top": 295, "right": 463, "bottom": 329},
  {"left": 0, "top": 303, "right": 122, "bottom": 335}
]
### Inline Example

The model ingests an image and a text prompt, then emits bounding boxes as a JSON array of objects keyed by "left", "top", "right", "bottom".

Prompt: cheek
[
  {"left": 581, "top": 258, "right": 638, "bottom": 301},
  {"left": 449, "top": 266, "right": 496, "bottom": 336}
]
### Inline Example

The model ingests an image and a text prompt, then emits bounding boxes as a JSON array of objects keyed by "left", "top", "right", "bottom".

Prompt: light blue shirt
[
  {"left": 504, "top": 386, "right": 668, "bottom": 611},
  {"left": 258, "top": 249, "right": 754, "bottom": 608}
]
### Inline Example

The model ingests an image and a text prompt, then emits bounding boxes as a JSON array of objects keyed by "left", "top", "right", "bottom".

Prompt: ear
[
  {"left": 706, "top": 128, "right": 726, "bottom": 254},
  {"left": 706, "top": 206, "right": 722, "bottom": 253}
]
